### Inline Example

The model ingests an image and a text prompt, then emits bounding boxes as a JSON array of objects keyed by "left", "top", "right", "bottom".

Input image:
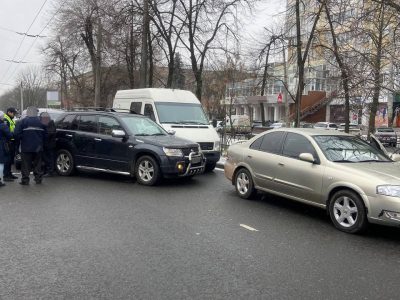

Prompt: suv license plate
[{"left": 191, "top": 156, "right": 201, "bottom": 164}]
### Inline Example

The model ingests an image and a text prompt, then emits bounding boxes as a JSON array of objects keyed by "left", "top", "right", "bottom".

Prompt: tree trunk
[{"left": 139, "top": 0, "right": 149, "bottom": 88}]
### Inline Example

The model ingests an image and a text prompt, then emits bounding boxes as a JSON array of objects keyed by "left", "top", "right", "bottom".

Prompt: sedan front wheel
[
  {"left": 329, "top": 190, "right": 367, "bottom": 233},
  {"left": 234, "top": 168, "right": 256, "bottom": 199}
]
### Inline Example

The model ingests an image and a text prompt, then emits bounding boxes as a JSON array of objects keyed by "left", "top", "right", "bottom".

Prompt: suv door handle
[
  {"left": 66, "top": 134, "right": 73, "bottom": 138},
  {"left": 94, "top": 138, "right": 102, "bottom": 142}
]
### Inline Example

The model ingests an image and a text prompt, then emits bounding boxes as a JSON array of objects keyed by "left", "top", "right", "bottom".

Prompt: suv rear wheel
[
  {"left": 135, "top": 155, "right": 160, "bottom": 186},
  {"left": 56, "top": 149, "right": 75, "bottom": 176}
]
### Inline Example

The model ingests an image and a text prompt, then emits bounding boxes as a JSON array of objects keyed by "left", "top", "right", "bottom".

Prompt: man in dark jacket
[
  {"left": 14, "top": 106, "right": 47, "bottom": 185},
  {"left": 40, "top": 112, "right": 57, "bottom": 176},
  {"left": 0, "top": 111, "right": 13, "bottom": 187}
]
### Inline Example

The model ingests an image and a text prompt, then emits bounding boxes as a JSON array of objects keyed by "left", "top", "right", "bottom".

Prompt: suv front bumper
[{"left": 160, "top": 152, "right": 206, "bottom": 178}]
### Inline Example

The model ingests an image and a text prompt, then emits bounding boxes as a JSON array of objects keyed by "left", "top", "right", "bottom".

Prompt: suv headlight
[
  {"left": 214, "top": 141, "right": 220, "bottom": 151},
  {"left": 377, "top": 185, "right": 400, "bottom": 197},
  {"left": 163, "top": 147, "right": 183, "bottom": 157}
]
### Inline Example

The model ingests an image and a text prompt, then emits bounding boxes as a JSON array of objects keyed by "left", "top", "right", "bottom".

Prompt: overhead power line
[
  {"left": 0, "top": 25, "right": 46, "bottom": 37},
  {"left": 0, "top": 0, "right": 49, "bottom": 84}
]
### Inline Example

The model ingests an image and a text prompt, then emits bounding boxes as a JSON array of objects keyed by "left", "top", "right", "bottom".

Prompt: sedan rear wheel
[
  {"left": 329, "top": 190, "right": 367, "bottom": 233},
  {"left": 235, "top": 168, "right": 256, "bottom": 199}
]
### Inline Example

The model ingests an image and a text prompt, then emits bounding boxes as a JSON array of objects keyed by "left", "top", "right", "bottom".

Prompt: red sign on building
[{"left": 277, "top": 92, "right": 283, "bottom": 103}]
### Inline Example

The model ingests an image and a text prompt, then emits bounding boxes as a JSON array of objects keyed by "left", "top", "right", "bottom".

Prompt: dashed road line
[{"left": 239, "top": 224, "right": 259, "bottom": 232}]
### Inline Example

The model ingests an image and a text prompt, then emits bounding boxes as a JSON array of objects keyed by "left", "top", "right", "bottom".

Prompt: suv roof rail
[
  {"left": 111, "top": 108, "right": 143, "bottom": 115},
  {"left": 68, "top": 107, "right": 112, "bottom": 112}
]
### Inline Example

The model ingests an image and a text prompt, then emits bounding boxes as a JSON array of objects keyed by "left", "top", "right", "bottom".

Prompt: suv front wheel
[
  {"left": 56, "top": 149, "right": 75, "bottom": 176},
  {"left": 135, "top": 155, "right": 160, "bottom": 186}
]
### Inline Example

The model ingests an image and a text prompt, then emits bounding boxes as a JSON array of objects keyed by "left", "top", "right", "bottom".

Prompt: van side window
[
  {"left": 130, "top": 102, "right": 142, "bottom": 114},
  {"left": 144, "top": 104, "right": 156, "bottom": 121}
]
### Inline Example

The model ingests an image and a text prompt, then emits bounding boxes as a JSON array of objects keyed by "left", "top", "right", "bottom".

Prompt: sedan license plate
[{"left": 191, "top": 156, "right": 201, "bottom": 164}]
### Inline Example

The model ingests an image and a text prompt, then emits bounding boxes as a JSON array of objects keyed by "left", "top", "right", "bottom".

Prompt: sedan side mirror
[
  {"left": 112, "top": 129, "right": 126, "bottom": 138},
  {"left": 167, "top": 130, "right": 176, "bottom": 135},
  {"left": 299, "top": 153, "right": 315, "bottom": 163}
]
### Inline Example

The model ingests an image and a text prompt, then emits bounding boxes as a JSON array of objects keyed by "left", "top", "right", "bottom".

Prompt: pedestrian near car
[
  {"left": 0, "top": 112, "right": 13, "bottom": 187},
  {"left": 40, "top": 112, "right": 56, "bottom": 176},
  {"left": 14, "top": 106, "right": 47, "bottom": 185},
  {"left": 3, "top": 107, "right": 18, "bottom": 181}
]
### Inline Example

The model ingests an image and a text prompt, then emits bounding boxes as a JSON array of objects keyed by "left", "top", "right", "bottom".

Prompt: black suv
[{"left": 55, "top": 111, "right": 205, "bottom": 185}]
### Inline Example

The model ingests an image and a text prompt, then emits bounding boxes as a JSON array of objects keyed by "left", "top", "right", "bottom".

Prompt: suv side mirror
[
  {"left": 167, "top": 130, "right": 176, "bottom": 135},
  {"left": 112, "top": 129, "right": 126, "bottom": 138}
]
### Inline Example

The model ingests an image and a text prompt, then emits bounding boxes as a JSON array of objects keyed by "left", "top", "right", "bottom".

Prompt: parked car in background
[
  {"left": 313, "top": 122, "right": 338, "bottom": 130},
  {"left": 269, "top": 122, "right": 285, "bottom": 129},
  {"left": 300, "top": 122, "right": 314, "bottom": 128},
  {"left": 338, "top": 123, "right": 361, "bottom": 136},
  {"left": 374, "top": 127, "right": 397, "bottom": 147},
  {"left": 20, "top": 108, "right": 64, "bottom": 121},
  {"left": 54, "top": 110, "right": 205, "bottom": 185},
  {"left": 225, "top": 128, "right": 400, "bottom": 233}
]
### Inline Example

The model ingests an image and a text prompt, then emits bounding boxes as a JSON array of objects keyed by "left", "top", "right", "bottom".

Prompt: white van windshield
[{"left": 155, "top": 102, "right": 209, "bottom": 125}]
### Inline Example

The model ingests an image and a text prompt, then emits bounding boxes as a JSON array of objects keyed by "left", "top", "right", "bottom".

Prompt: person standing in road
[
  {"left": 3, "top": 107, "right": 17, "bottom": 181},
  {"left": 14, "top": 107, "right": 47, "bottom": 185},
  {"left": 0, "top": 112, "right": 13, "bottom": 187},
  {"left": 40, "top": 112, "right": 57, "bottom": 176}
]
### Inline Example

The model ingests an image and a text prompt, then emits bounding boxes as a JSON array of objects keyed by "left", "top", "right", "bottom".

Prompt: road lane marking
[{"left": 240, "top": 224, "right": 259, "bottom": 231}]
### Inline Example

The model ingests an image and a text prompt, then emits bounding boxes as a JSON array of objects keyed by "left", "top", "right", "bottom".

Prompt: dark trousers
[
  {"left": 42, "top": 148, "right": 55, "bottom": 174},
  {"left": 3, "top": 142, "right": 15, "bottom": 177},
  {"left": 21, "top": 152, "right": 43, "bottom": 183}
]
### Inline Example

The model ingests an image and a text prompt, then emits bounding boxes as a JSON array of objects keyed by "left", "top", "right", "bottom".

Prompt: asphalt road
[{"left": 0, "top": 169, "right": 400, "bottom": 299}]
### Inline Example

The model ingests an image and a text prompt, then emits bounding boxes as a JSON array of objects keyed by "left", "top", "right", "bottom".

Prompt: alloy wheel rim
[
  {"left": 57, "top": 154, "right": 70, "bottom": 173},
  {"left": 236, "top": 172, "right": 249, "bottom": 195},
  {"left": 333, "top": 196, "right": 358, "bottom": 228},
  {"left": 138, "top": 160, "right": 154, "bottom": 182}
]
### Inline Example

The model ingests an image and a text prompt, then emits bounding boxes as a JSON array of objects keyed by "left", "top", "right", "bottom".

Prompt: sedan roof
[{"left": 270, "top": 127, "right": 350, "bottom": 136}]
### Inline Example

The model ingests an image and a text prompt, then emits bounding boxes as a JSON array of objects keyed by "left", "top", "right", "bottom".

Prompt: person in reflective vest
[
  {"left": 0, "top": 112, "right": 13, "bottom": 187},
  {"left": 14, "top": 106, "right": 47, "bottom": 185},
  {"left": 3, "top": 107, "right": 17, "bottom": 181}
]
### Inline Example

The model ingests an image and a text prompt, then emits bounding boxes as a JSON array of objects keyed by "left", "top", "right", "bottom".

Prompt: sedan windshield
[
  {"left": 313, "top": 135, "right": 391, "bottom": 162},
  {"left": 155, "top": 102, "right": 209, "bottom": 125},
  {"left": 120, "top": 116, "right": 166, "bottom": 136}
]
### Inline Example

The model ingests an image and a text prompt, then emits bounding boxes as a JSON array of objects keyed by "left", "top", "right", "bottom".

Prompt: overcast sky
[{"left": 0, "top": 0, "right": 285, "bottom": 96}]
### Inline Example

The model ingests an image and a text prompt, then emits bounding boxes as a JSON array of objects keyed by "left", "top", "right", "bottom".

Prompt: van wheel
[
  {"left": 329, "top": 190, "right": 368, "bottom": 234},
  {"left": 56, "top": 149, "right": 74, "bottom": 176},
  {"left": 205, "top": 162, "right": 216, "bottom": 172},
  {"left": 135, "top": 156, "right": 160, "bottom": 186},
  {"left": 234, "top": 168, "right": 256, "bottom": 199}
]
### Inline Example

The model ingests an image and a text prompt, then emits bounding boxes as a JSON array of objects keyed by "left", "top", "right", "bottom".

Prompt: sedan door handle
[
  {"left": 247, "top": 155, "right": 252, "bottom": 159},
  {"left": 278, "top": 162, "right": 285, "bottom": 166},
  {"left": 94, "top": 138, "right": 102, "bottom": 142},
  {"left": 65, "top": 134, "right": 73, "bottom": 138}
]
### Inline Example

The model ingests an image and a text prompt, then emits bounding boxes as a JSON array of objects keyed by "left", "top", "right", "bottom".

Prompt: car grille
[
  {"left": 181, "top": 146, "right": 199, "bottom": 156},
  {"left": 199, "top": 142, "right": 214, "bottom": 151}
]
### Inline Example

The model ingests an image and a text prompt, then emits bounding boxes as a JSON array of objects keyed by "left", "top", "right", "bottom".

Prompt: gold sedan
[{"left": 225, "top": 128, "right": 400, "bottom": 233}]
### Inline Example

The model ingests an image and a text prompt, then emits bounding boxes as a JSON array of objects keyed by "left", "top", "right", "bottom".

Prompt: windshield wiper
[
  {"left": 332, "top": 160, "right": 355, "bottom": 163},
  {"left": 359, "top": 159, "right": 390, "bottom": 163},
  {"left": 149, "top": 133, "right": 166, "bottom": 136}
]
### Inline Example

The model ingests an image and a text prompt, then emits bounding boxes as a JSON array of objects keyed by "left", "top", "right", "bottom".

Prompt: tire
[
  {"left": 204, "top": 162, "right": 217, "bottom": 172},
  {"left": 135, "top": 155, "right": 161, "bottom": 186},
  {"left": 329, "top": 190, "right": 368, "bottom": 234},
  {"left": 234, "top": 168, "right": 257, "bottom": 199},
  {"left": 56, "top": 149, "right": 75, "bottom": 176}
]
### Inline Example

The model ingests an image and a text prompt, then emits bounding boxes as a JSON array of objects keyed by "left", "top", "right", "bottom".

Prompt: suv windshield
[
  {"left": 313, "top": 135, "right": 391, "bottom": 162},
  {"left": 155, "top": 102, "right": 209, "bottom": 125},
  {"left": 120, "top": 116, "right": 166, "bottom": 136}
]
